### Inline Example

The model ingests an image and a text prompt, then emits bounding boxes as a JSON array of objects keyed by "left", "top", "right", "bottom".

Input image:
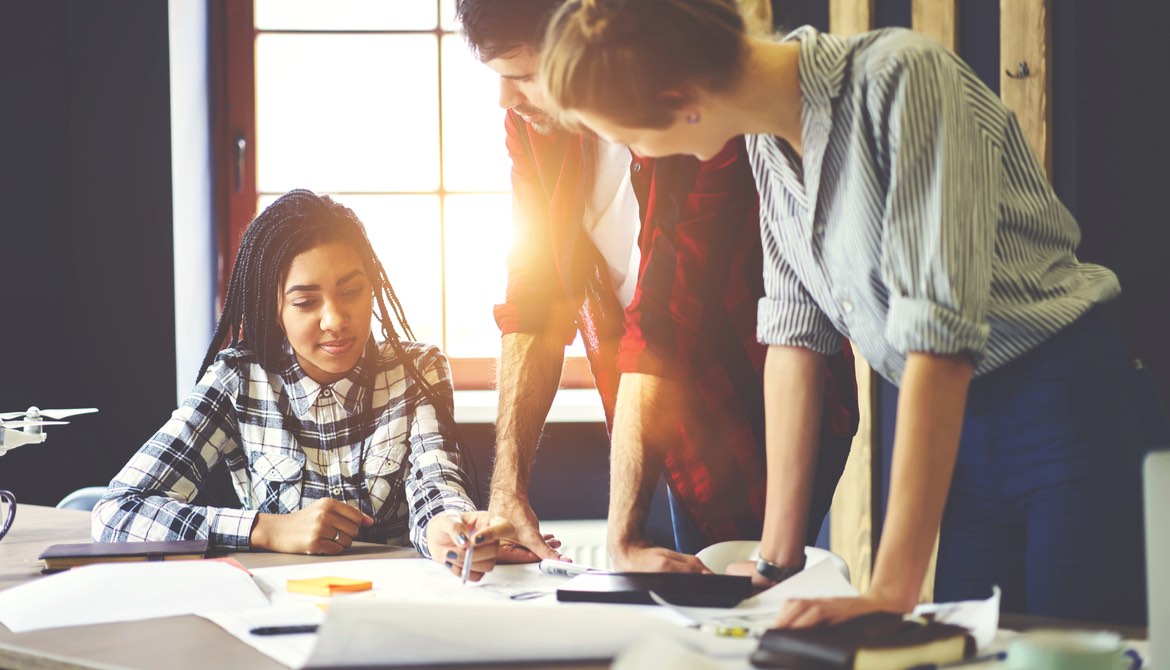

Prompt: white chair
[
  {"left": 56, "top": 486, "right": 107, "bottom": 511},
  {"left": 695, "top": 540, "right": 851, "bottom": 583}
]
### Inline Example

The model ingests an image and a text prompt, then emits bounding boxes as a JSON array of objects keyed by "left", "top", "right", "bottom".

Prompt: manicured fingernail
[
  {"left": 445, "top": 561, "right": 453, "bottom": 569},
  {"left": 455, "top": 533, "right": 469, "bottom": 546},
  {"left": 446, "top": 550, "right": 457, "bottom": 560},
  {"left": 474, "top": 534, "right": 487, "bottom": 545}
]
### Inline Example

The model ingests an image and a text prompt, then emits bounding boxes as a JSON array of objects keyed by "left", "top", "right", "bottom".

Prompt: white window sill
[{"left": 453, "top": 389, "right": 605, "bottom": 424}]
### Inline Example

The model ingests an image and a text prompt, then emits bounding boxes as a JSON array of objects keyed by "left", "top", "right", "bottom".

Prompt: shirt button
[
  {"left": 320, "top": 387, "right": 332, "bottom": 397},
  {"left": 842, "top": 300, "right": 854, "bottom": 313},
  {"left": 331, "top": 486, "right": 342, "bottom": 496}
]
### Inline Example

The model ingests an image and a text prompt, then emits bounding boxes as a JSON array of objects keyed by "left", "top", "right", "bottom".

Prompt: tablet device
[{"left": 556, "top": 572, "right": 752, "bottom": 608}]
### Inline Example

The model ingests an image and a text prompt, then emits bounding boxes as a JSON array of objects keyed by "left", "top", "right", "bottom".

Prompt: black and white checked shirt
[
  {"left": 750, "top": 27, "right": 1120, "bottom": 383},
  {"left": 92, "top": 338, "right": 474, "bottom": 557}
]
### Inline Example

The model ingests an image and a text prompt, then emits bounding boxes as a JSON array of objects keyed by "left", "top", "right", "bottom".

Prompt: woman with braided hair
[
  {"left": 540, "top": 0, "right": 1168, "bottom": 626},
  {"left": 94, "top": 190, "right": 517, "bottom": 580}
]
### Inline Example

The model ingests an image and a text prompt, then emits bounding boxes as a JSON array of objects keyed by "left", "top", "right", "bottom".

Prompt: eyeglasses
[{"left": 0, "top": 490, "right": 15, "bottom": 541}]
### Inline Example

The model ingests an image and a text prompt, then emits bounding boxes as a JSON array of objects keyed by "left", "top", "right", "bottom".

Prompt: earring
[{"left": 686, "top": 112, "right": 701, "bottom": 125}]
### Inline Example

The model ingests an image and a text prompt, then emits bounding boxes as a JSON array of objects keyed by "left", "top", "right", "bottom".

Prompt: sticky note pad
[{"left": 286, "top": 576, "right": 373, "bottom": 596}]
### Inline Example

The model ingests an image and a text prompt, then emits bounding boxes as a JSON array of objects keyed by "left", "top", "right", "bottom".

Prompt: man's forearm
[
  {"left": 491, "top": 332, "right": 565, "bottom": 499},
  {"left": 607, "top": 372, "right": 680, "bottom": 550},
  {"left": 870, "top": 352, "right": 971, "bottom": 608},
  {"left": 760, "top": 345, "right": 827, "bottom": 566}
]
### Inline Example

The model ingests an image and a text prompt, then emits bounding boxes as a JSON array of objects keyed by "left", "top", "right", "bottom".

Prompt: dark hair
[
  {"left": 455, "top": 0, "right": 565, "bottom": 61},
  {"left": 202, "top": 189, "right": 479, "bottom": 500},
  {"left": 541, "top": 0, "right": 747, "bottom": 129}
]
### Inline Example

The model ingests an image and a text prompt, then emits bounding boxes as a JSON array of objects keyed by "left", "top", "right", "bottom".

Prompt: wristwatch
[{"left": 755, "top": 554, "right": 806, "bottom": 583}]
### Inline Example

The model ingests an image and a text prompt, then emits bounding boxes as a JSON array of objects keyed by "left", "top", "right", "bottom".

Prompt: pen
[
  {"left": 248, "top": 624, "right": 319, "bottom": 636},
  {"left": 905, "top": 652, "right": 1007, "bottom": 670},
  {"left": 461, "top": 541, "right": 474, "bottom": 586}
]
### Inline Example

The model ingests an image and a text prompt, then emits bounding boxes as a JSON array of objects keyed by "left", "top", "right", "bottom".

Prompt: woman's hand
[
  {"left": 250, "top": 498, "right": 375, "bottom": 555},
  {"left": 426, "top": 511, "right": 516, "bottom": 582},
  {"left": 773, "top": 590, "right": 914, "bottom": 628}
]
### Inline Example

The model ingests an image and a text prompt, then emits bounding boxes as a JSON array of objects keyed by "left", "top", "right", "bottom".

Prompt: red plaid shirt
[{"left": 494, "top": 110, "right": 859, "bottom": 542}]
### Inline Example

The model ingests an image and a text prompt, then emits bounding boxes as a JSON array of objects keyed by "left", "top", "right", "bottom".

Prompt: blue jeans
[
  {"left": 933, "top": 311, "right": 1169, "bottom": 625},
  {"left": 668, "top": 433, "right": 853, "bottom": 555}
]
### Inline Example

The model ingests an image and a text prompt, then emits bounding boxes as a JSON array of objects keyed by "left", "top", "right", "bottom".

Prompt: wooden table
[{"left": 0, "top": 505, "right": 604, "bottom": 670}]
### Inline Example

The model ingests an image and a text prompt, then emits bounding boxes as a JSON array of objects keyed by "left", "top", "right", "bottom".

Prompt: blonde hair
[{"left": 540, "top": 0, "right": 747, "bottom": 129}]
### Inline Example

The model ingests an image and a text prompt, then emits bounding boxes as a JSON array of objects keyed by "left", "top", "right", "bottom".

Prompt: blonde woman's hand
[{"left": 249, "top": 498, "right": 374, "bottom": 555}]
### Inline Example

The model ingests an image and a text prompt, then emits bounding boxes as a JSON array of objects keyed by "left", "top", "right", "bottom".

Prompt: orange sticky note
[{"left": 286, "top": 576, "right": 373, "bottom": 596}]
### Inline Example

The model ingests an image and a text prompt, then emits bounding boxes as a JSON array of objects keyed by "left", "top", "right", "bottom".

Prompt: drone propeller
[
  {"left": 0, "top": 407, "right": 98, "bottom": 421},
  {"left": 0, "top": 420, "right": 69, "bottom": 428}
]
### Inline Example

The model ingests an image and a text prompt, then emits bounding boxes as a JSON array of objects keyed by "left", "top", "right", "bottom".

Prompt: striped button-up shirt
[
  {"left": 749, "top": 27, "right": 1120, "bottom": 383},
  {"left": 92, "top": 339, "right": 474, "bottom": 557}
]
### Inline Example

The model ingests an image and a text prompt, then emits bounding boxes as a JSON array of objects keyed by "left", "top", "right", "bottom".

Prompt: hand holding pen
[{"left": 425, "top": 511, "right": 515, "bottom": 584}]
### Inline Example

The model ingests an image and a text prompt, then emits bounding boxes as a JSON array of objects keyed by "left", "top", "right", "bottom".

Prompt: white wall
[{"left": 168, "top": 0, "right": 215, "bottom": 403}]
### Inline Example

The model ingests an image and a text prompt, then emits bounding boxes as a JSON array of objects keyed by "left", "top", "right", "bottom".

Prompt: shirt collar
[{"left": 281, "top": 338, "right": 374, "bottom": 419}]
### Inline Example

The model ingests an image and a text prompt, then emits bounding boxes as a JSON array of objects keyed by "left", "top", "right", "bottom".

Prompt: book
[
  {"left": 750, "top": 612, "right": 975, "bottom": 669},
  {"left": 286, "top": 576, "right": 373, "bottom": 596},
  {"left": 556, "top": 572, "right": 753, "bottom": 608},
  {"left": 39, "top": 539, "right": 209, "bottom": 571}
]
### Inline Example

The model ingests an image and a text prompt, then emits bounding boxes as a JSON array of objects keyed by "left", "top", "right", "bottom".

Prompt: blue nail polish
[
  {"left": 474, "top": 534, "right": 486, "bottom": 545},
  {"left": 455, "top": 533, "right": 469, "bottom": 546},
  {"left": 446, "top": 550, "right": 457, "bottom": 560},
  {"left": 445, "top": 561, "right": 453, "bottom": 568}
]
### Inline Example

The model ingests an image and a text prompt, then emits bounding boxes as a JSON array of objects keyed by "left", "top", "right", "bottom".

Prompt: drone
[{"left": 0, "top": 407, "right": 98, "bottom": 457}]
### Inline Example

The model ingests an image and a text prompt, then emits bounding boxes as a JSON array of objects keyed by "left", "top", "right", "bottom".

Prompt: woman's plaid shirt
[{"left": 92, "top": 339, "right": 475, "bottom": 557}]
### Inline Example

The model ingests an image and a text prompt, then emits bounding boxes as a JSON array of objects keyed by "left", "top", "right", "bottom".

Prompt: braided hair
[{"left": 201, "top": 189, "right": 480, "bottom": 501}]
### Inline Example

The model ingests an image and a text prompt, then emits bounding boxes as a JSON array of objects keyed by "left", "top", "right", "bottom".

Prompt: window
[{"left": 213, "top": 0, "right": 591, "bottom": 390}]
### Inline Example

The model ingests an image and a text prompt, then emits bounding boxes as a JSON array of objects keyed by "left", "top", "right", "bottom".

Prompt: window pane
[
  {"left": 348, "top": 195, "right": 444, "bottom": 350},
  {"left": 440, "top": 0, "right": 459, "bottom": 31},
  {"left": 256, "top": 1, "right": 438, "bottom": 31},
  {"left": 256, "top": 34, "right": 440, "bottom": 193},
  {"left": 441, "top": 36, "right": 510, "bottom": 192},
  {"left": 443, "top": 194, "right": 512, "bottom": 357}
]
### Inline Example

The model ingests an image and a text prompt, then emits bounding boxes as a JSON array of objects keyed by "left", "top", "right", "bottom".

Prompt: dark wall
[{"left": 0, "top": 2, "right": 176, "bottom": 506}]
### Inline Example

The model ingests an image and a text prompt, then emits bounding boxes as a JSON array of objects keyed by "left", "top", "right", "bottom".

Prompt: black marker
[{"left": 248, "top": 624, "right": 319, "bottom": 636}]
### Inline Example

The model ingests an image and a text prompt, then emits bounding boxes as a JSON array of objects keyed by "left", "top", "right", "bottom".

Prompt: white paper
[
  {"left": 251, "top": 558, "right": 564, "bottom": 607},
  {"left": 612, "top": 633, "right": 757, "bottom": 670},
  {"left": 199, "top": 602, "right": 324, "bottom": 669},
  {"left": 650, "top": 558, "right": 859, "bottom": 631},
  {"left": 0, "top": 561, "right": 269, "bottom": 633},
  {"left": 305, "top": 600, "right": 684, "bottom": 668},
  {"left": 913, "top": 585, "right": 1002, "bottom": 651}
]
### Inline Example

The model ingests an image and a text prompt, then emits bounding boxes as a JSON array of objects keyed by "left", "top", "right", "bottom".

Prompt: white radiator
[{"left": 539, "top": 519, "right": 610, "bottom": 570}]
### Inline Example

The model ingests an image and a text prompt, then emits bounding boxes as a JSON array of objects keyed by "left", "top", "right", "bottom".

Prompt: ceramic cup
[
  {"left": 1007, "top": 630, "right": 1133, "bottom": 670},
  {"left": 0, "top": 489, "right": 15, "bottom": 541}
]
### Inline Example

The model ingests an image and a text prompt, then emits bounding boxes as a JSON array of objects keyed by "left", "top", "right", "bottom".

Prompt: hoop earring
[{"left": 686, "top": 112, "right": 701, "bottom": 125}]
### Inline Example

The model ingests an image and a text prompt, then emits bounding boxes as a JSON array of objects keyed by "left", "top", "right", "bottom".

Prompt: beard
[{"left": 514, "top": 104, "right": 558, "bottom": 135}]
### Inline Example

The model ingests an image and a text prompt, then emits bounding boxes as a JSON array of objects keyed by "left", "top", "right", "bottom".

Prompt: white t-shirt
[{"left": 581, "top": 140, "right": 642, "bottom": 308}]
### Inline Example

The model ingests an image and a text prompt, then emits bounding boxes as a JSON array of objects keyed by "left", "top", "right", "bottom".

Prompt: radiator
[{"left": 539, "top": 519, "right": 610, "bottom": 570}]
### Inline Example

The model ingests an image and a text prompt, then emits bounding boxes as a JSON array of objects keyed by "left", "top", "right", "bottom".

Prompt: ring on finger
[{"left": 332, "top": 529, "right": 341, "bottom": 542}]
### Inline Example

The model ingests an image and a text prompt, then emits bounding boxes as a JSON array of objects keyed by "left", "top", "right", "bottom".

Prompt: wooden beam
[
  {"left": 830, "top": 0, "right": 873, "bottom": 36},
  {"left": 831, "top": 348, "right": 875, "bottom": 591},
  {"left": 1001, "top": 0, "right": 1053, "bottom": 177},
  {"left": 912, "top": 0, "right": 957, "bottom": 51}
]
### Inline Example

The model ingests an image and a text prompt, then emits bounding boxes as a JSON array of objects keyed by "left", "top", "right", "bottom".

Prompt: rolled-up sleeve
[
  {"left": 92, "top": 357, "right": 256, "bottom": 550},
  {"left": 403, "top": 345, "right": 476, "bottom": 558},
  {"left": 876, "top": 47, "right": 998, "bottom": 363},
  {"left": 757, "top": 209, "right": 842, "bottom": 354}
]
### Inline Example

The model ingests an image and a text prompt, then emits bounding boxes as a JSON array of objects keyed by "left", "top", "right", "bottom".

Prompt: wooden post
[
  {"left": 1001, "top": 0, "right": 1053, "bottom": 177},
  {"left": 828, "top": 0, "right": 875, "bottom": 592},
  {"left": 912, "top": 0, "right": 958, "bottom": 50}
]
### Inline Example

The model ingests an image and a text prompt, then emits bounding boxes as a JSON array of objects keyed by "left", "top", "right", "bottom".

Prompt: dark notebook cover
[
  {"left": 556, "top": 572, "right": 753, "bottom": 608},
  {"left": 750, "top": 612, "right": 975, "bottom": 669},
  {"left": 39, "top": 539, "right": 210, "bottom": 569}
]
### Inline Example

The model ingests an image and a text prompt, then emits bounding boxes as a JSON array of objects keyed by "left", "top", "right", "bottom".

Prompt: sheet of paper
[
  {"left": 198, "top": 602, "right": 324, "bottom": 669},
  {"left": 650, "top": 557, "right": 859, "bottom": 631},
  {"left": 613, "top": 633, "right": 757, "bottom": 670},
  {"left": 913, "top": 586, "right": 1001, "bottom": 651},
  {"left": 0, "top": 561, "right": 269, "bottom": 633},
  {"left": 251, "top": 558, "right": 565, "bottom": 607},
  {"left": 304, "top": 600, "right": 685, "bottom": 668}
]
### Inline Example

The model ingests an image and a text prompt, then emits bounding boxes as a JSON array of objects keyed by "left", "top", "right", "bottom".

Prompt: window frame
[{"left": 209, "top": 1, "right": 594, "bottom": 392}]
